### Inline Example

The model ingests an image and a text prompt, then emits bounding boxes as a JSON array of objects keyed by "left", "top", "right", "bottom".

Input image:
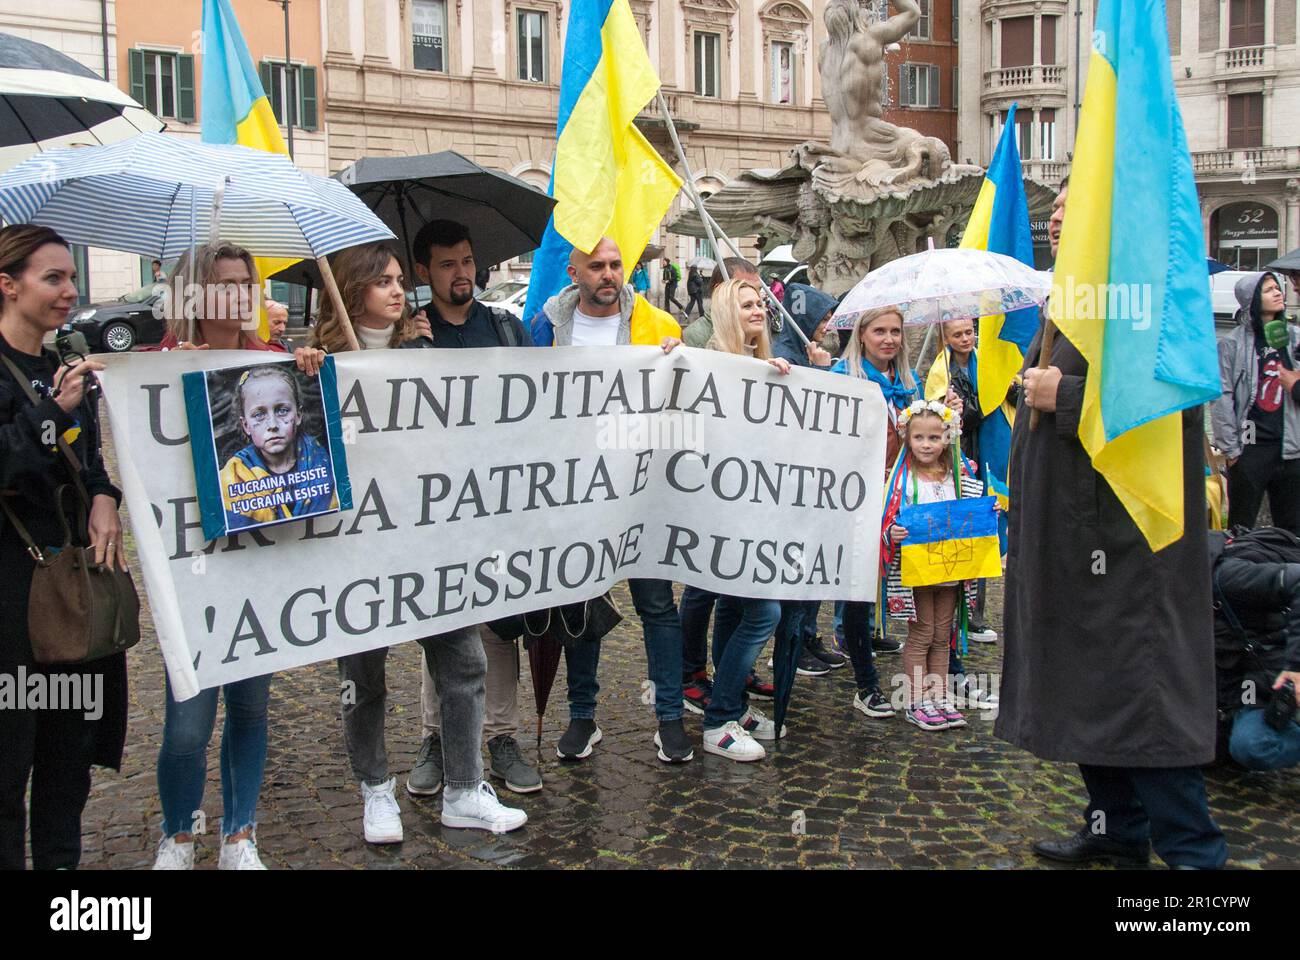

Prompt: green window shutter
[
  {"left": 177, "top": 53, "right": 195, "bottom": 122},
  {"left": 129, "top": 49, "right": 146, "bottom": 106},
  {"left": 259, "top": 61, "right": 278, "bottom": 122},
  {"left": 300, "top": 66, "right": 318, "bottom": 131}
]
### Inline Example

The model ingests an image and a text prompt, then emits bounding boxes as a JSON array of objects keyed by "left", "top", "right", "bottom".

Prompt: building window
[
  {"left": 912, "top": 0, "right": 931, "bottom": 39},
  {"left": 517, "top": 10, "right": 548, "bottom": 83},
  {"left": 771, "top": 41, "right": 794, "bottom": 104},
  {"left": 1227, "top": 92, "right": 1264, "bottom": 147},
  {"left": 1039, "top": 109, "right": 1056, "bottom": 161},
  {"left": 1000, "top": 109, "right": 1032, "bottom": 157},
  {"left": 1228, "top": 0, "right": 1266, "bottom": 47},
  {"left": 413, "top": 0, "right": 448, "bottom": 72},
  {"left": 952, "top": 0, "right": 959, "bottom": 40},
  {"left": 129, "top": 49, "right": 194, "bottom": 122},
  {"left": 899, "top": 63, "right": 940, "bottom": 107},
  {"left": 259, "top": 62, "right": 319, "bottom": 131},
  {"left": 1041, "top": 15, "right": 1058, "bottom": 65},
  {"left": 695, "top": 31, "right": 721, "bottom": 98},
  {"left": 1000, "top": 16, "right": 1033, "bottom": 68}
]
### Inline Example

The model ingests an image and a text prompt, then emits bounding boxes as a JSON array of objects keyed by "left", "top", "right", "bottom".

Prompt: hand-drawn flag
[{"left": 897, "top": 496, "right": 1002, "bottom": 588}]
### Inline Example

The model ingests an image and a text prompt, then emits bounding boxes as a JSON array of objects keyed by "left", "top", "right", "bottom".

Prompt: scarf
[{"left": 858, "top": 358, "right": 915, "bottom": 409}]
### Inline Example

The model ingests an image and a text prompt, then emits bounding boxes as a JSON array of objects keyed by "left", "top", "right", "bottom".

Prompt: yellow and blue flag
[
  {"left": 523, "top": 0, "right": 682, "bottom": 342},
  {"left": 1052, "top": 0, "right": 1220, "bottom": 551},
  {"left": 200, "top": 0, "right": 295, "bottom": 337},
  {"left": 957, "top": 102, "right": 1035, "bottom": 544},
  {"left": 897, "top": 496, "right": 1003, "bottom": 588}
]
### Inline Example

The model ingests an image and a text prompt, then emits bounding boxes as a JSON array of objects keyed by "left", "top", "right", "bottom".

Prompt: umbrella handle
[
  {"left": 317, "top": 256, "right": 361, "bottom": 352},
  {"left": 1028, "top": 319, "right": 1056, "bottom": 431}
]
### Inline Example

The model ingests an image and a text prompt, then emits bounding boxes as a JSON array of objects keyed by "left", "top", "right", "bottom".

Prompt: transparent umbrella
[{"left": 833, "top": 246, "right": 1052, "bottom": 329}]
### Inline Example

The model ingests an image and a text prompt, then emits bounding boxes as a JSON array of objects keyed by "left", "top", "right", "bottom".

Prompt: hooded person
[
  {"left": 1211, "top": 270, "right": 1300, "bottom": 534},
  {"left": 774, "top": 282, "right": 837, "bottom": 369}
]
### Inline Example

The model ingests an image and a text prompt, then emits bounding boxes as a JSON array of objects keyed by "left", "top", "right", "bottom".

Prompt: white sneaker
[
  {"left": 739, "top": 706, "right": 785, "bottom": 741},
  {"left": 968, "top": 627, "right": 998, "bottom": 643},
  {"left": 152, "top": 836, "right": 194, "bottom": 870},
  {"left": 361, "top": 777, "right": 404, "bottom": 844},
  {"left": 441, "top": 781, "right": 528, "bottom": 833},
  {"left": 218, "top": 835, "right": 268, "bottom": 870},
  {"left": 702, "top": 721, "right": 766, "bottom": 762}
]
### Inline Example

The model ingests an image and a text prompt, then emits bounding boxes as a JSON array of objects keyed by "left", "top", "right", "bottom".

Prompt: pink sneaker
[
  {"left": 904, "top": 701, "right": 949, "bottom": 730},
  {"left": 938, "top": 699, "right": 967, "bottom": 728}
]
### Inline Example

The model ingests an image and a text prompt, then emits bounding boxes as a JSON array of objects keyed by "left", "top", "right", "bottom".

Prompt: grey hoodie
[
  {"left": 1210, "top": 271, "right": 1300, "bottom": 459},
  {"left": 542, "top": 284, "right": 637, "bottom": 346}
]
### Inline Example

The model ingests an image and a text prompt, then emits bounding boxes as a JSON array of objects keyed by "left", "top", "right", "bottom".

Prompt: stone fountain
[{"left": 669, "top": 0, "right": 1057, "bottom": 296}]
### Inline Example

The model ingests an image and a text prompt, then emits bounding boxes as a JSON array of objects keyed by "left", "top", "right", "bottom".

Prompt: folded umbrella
[{"left": 0, "top": 32, "right": 163, "bottom": 171}]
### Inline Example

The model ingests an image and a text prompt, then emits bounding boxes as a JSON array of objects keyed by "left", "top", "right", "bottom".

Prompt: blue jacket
[{"left": 774, "top": 283, "right": 837, "bottom": 368}]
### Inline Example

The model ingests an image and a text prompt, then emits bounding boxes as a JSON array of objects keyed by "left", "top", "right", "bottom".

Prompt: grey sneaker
[
  {"left": 488, "top": 734, "right": 543, "bottom": 793},
  {"left": 406, "top": 733, "right": 443, "bottom": 797}
]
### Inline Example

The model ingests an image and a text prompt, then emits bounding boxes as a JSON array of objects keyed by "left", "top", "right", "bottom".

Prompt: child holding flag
[{"left": 880, "top": 401, "right": 985, "bottom": 731}]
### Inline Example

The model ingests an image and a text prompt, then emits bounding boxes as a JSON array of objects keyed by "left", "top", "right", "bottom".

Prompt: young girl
[
  {"left": 219, "top": 364, "right": 337, "bottom": 530},
  {"left": 880, "top": 401, "right": 984, "bottom": 731}
]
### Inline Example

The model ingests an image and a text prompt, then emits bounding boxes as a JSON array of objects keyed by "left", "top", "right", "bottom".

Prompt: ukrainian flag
[
  {"left": 1052, "top": 0, "right": 1220, "bottom": 551},
  {"left": 522, "top": 0, "right": 682, "bottom": 334},
  {"left": 200, "top": 0, "right": 295, "bottom": 336},
  {"left": 897, "top": 497, "right": 1003, "bottom": 588},
  {"left": 958, "top": 103, "right": 1035, "bottom": 531}
]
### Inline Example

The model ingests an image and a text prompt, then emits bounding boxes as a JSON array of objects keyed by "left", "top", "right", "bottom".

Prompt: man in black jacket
[
  {"left": 1211, "top": 528, "right": 1300, "bottom": 770},
  {"left": 405, "top": 219, "right": 541, "bottom": 798}
]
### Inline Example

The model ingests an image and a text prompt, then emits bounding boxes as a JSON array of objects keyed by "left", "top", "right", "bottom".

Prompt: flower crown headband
[{"left": 896, "top": 399, "right": 960, "bottom": 442}]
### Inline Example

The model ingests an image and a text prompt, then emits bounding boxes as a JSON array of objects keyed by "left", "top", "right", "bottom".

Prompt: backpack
[
  {"left": 486, "top": 306, "right": 522, "bottom": 347},
  {"left": 1221, "top": 525, "right": 1300, "bottom": 566}
]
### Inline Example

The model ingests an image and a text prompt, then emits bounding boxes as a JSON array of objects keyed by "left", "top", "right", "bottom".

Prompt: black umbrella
[
  {"left": 1266, "top": 249, "right": 1300, "bottom": 273},
  {"left": 0, "top": 32, "right": 162, "bottom": 171},
  {"left": 770, "top": 608, "right": 803, "bottom": 741}
]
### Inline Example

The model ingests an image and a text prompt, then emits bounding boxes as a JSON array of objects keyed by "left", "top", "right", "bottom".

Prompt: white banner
[{"left": 97, "top": 347, "right": 886, "bottom": 700}]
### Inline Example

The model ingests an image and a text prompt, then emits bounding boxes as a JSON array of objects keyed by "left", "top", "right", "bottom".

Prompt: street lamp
[{"left": 268, "top": 0, "right": 294, "bottom": 158}]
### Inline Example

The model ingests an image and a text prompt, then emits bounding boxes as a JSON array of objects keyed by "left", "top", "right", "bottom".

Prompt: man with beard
[
  {"left": 534, "top": 237, "right": 698, "bottom": 763},
  {"left": 996, "top": 180, "right": 1228, "bottom": 869},
  {"left": 405, "top": 219, "right": 542, "bottom": 799}
]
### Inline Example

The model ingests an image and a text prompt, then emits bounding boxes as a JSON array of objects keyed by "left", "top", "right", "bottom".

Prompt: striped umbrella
[
  {"left": 0, "top": 32, "right": 164, "bottom": 172},
  {"left": 0, "top": 133, "right": 394, "bottom": 259}
]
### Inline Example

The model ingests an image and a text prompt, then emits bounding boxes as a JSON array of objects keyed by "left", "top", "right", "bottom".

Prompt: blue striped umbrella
[{"left": 0, "top": 132, "right": 393, "bottom": 258}]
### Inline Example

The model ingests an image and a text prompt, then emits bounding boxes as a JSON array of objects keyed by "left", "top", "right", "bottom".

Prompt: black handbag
[{"left": 492, "top": 591, "right": 624, "bottom": 648}]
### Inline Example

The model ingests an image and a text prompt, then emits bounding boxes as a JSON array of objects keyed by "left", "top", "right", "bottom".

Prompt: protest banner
[{"left": 97, "top": 346, "right": 887, "bottom": 700}]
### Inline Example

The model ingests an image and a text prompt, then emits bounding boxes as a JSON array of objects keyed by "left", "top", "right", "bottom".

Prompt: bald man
[{"left": 531, "top": 237, "right": 696, "bottom": 764}]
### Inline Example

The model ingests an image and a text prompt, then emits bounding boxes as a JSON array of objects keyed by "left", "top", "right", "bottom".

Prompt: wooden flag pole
[
  {"left": 1029, "top": 319, "right": 1056, "bottom": 430},
  {"left": 317, "top": 255, "right": 361, "bottom": 352}
]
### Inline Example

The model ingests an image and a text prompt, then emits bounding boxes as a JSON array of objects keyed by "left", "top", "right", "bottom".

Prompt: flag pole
[{"left": 1029, "top": 319, "right": 1056, "bottom": 430}]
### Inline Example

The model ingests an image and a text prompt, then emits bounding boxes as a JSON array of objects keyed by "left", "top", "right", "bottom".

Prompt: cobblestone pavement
[{"left": 72, "top": 430, "right": 1300, "bottom": 871}]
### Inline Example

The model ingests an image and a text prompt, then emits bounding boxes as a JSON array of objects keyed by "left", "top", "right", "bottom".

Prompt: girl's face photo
[
  {"left": 240, "top": 377, "right": 301, "bottom": 468},
  {"left": 362, "top": 255, "right": 407, "bottom": 326},
  {"left": 738, "top": 286, "right": 766, "bottom": 340},
  {"left": 908, "top": 414, "right": 947, "bottom": 467},
  {"left": 861, "top": 312, "right": 902, "bottom": 364}
]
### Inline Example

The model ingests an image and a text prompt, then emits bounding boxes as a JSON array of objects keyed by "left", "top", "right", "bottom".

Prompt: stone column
[
  {"left": 1032, "top": 13, "right": 1041, "bottom": 80},
  {"left": 472, "top": 0, "right": 498, "bottom": 76},
  {"left": 325, "top": 0, "right": 352, "bottom": 60},
  {"left": 739, "top": 0, "right": 758, "bottom": 100},
  {"left": 363, "top": 0, "right": 389, "bottom": 65},
  {"left": 1286, "top": 179, "right": 1300, "bottom": 255}
]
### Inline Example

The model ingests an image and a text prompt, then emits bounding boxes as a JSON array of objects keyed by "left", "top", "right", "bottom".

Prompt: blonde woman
[
  {"left": 156, "top": 243, "right": 283, "bottom": 352},
  {"left": 293, "top": 242, "right": 527, "bottom": 841}
]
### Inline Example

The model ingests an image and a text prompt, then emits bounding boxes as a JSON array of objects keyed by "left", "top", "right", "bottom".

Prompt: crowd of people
[{"left": 1, "top": 176, "right": 1297, "bottom": 872}]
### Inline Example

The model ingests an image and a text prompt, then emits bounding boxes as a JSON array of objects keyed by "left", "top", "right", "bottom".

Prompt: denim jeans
[
  {"left": 1229, "top": 707, "right": 1300, "bottom": 771},
  {"left": 833, "top": 600, "right": 845, "bottom": 642},
  {"left": 679, "top": 585, "right": 717, "bottom": 678},
  {"left": 1079, "top": 764, "right": 1227, "bottom": 869},
  {"left": 339, "top": 626, "right": 486, "bottom": 791},
  {"left": 567, "top": 579, "right": 685, "bottom": 722},
  {"left": 157, "top": 672, "right": 272, "bottom": 839},
  {"left": 841, "top": 600, "right": 880, "bottom": 693},
  {"left": 704, "top": 596, "right": 781, "bottom": 728}
]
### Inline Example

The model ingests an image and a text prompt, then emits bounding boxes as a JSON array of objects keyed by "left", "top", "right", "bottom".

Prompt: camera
[
  {"left": 54, "top": 330, "right": 90, "bottom": 365},
  {"left": 1265, "top": 679, "right": 1298, "bottom": 732}
]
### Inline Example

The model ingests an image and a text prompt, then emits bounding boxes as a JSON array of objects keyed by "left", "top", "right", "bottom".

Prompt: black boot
[{"left": 1032, "top": 827, "right": 1151, "bottom": 866}]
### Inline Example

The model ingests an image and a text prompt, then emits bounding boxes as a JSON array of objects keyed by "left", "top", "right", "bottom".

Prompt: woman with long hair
[
  {"left": 0, "top": 225, "right": 128, "bottom": 869},
  {"left": 158, "top": 243, "right": 284, "bottom": 352},
  {"left": 295, "top": 242, "right": 527, "bottom": 842}
]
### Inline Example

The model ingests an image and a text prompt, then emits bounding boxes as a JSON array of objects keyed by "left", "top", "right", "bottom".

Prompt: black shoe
[
  {"left": 795, "top": 649, "right": 831, "bottom": 677},
  {"left": 872, "top": 637, "right": 903, "bottom": 654},
  {"left": 806, "top": 635, "right": 847, "bottom": 669},
  {"left": 556, "top": 718, "right": 602, "bottom": 761},
  {"left": 1032, "top": 828, "right": 1151, "bottom": 867},
  {"left": 653, "top": 718, "right": 695, "bottom": 763}
]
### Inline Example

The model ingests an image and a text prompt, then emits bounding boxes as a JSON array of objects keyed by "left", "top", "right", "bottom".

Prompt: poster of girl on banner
[{"left": 182, "top": 358, "right": 352, "bottom": 541}]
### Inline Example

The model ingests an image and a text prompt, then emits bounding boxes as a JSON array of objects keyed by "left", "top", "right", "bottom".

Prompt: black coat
[{"left": 994, "top": 318, "right": 1217, "bottom": 767}]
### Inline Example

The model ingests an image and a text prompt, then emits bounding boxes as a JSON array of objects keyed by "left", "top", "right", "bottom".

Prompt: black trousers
[
  {"left": 663, "top": 283, "right": 684, "bottom": 312},
  {"left": 1079, "top": 764, "right": 1228, "bottom": 869},
  {"left": 0, "top": 554, "right": 97, "bottom": 870},
  {"left": 1227, "top": 441, "right": 1300, "bottom": 533},
  {"left": 685, "top": 293, "right": 705, "bottom": 319}
]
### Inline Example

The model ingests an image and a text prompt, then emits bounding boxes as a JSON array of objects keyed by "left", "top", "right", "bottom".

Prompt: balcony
[
  {"left": 983, "top": 64, "right": 1066, "bottom": 92},
  {"left": 1191, "top": 146, "right": 1300, "bottom": 177},
  {"left": 1022, "top": 159, "right": 1066, "bottom": 183},
  {"left": 1214, "top": 44, "right": 1275, "bottom": 74}
]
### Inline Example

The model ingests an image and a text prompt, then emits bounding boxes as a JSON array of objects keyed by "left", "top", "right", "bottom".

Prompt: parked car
[
  {"left": 62, "top": 283, "right": 167, "bottom": 352},
  {"left": 479, "top": 278, "right": 530, "bottom": 319}
]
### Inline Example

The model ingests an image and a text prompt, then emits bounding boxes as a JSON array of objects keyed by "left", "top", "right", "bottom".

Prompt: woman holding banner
[
  {"left": 829, "top": 307, "right": 919, "bottom": 720},
  {"left": 151, "top": 243, "right": 290, "bottom": 870},
  {"left": 294, "top": 242, "right": 527, "bottom": 842},
  {"left": 675, "top": 278, "right": 792, "bottom": 761},
  {"left": 0, "top": 225, "right": 129, "bottom": 870}
]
